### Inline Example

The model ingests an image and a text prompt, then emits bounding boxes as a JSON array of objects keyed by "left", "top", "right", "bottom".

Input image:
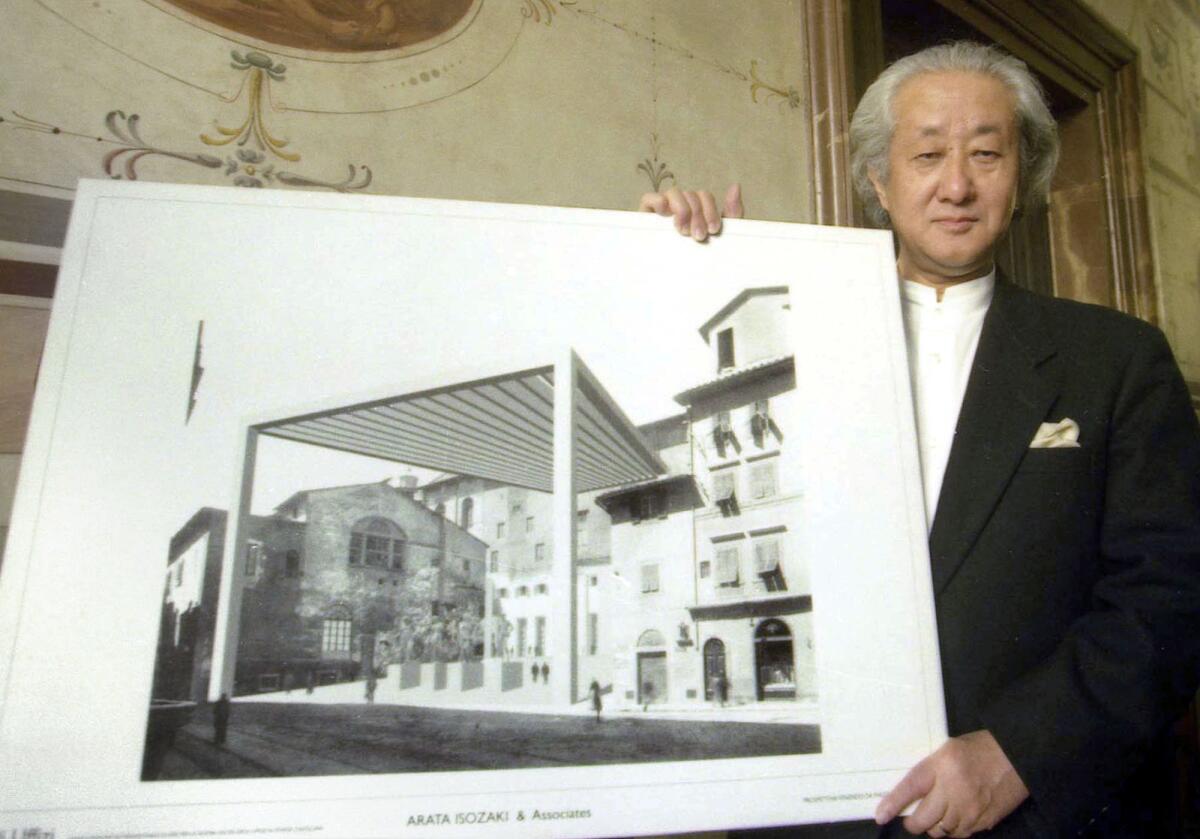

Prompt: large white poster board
[{"left": 0, "top": 180, "right": 944, "bottom": 838}]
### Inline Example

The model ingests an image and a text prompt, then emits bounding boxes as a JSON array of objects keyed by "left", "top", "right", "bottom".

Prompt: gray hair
[{"left": 849, "top": 41, "right": 1060, "bottom": 227}]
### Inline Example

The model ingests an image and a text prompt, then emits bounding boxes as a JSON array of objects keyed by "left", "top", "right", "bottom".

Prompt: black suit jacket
[
  {"left": 925, "top": 279, "right": 1200, "bottom": 836},
  {"left": 739, "top": 281, "right": 1200, "bottom": 839}
]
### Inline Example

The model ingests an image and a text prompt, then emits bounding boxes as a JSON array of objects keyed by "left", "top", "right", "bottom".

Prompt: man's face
[{"left": 869, "top": 70, "right": 1021, "bottom": 287}]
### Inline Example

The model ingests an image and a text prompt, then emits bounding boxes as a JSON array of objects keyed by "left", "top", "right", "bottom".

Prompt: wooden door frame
[{"left": 805, "top": 0, "right": 1158, "bottom": 323}]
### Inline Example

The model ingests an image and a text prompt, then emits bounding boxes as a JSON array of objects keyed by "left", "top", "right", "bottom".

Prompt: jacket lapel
[{"left": 927, "top": 280, "right": 1061, "bottom": 594}]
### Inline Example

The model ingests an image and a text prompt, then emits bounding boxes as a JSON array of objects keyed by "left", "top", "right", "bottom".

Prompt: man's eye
[
  {"left": 915, "top": 152, "right": 941, "bottom": 161},
  {"left": 973, "top": 150, "right": 1000, "bottom": 160}
]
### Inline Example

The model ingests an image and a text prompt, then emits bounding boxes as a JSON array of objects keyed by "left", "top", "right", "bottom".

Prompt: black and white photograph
[
  {"left": 144, "top": 285, "right": 824, "bottom": 781},
  {"left": 0, "top": 181, "right": 944, "bottom": 837}
]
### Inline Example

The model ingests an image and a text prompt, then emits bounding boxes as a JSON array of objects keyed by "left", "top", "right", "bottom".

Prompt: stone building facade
[
  {"left": 602, "top": 288, "right": 816, "bottom": 709},
  {"left": 156, "top": 481, "right": 486, "bottom": 699},
  {"left": 416, "top": 476, "right": 615, "bottom": 693}
]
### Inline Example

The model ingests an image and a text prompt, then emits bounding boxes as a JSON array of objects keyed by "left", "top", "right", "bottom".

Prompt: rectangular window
[
  {"left": 517, "top": 585, "right": 528, "bottom": 597},
  {"left": 245, "top": 541, "right": 263, "bottom": 576},
  {"left": 717, "top": 327, "right": 735, "bottom": 370},
  {"left": 517, "top": 618, "right": 527, "bottom": 657},
  {"left": 589, "top": 574, "right": 598, "bottom": 587},
  {"left": 461, "top": 558, "right": 470, "bottom": 573},
  {"left": 525, "top": 515, "right": 534, "bottom": 533},
  {"left": 755, "top": 538, "right": 787, "bottom": 591},
  {"left": 712, "top": 469, "right": 737, "bottom": 508},
  {"left": 535, "top": 583, "right": 547, "bottom": 595},
  {"left": 173, "top": 563, "right": 183, "bottom": 587},
  {"left": 489, "top": 550, "right": 499, "bottom": 572},
  {"left": 588, "top": 613, "right": 599, "bottom": 655},
  {"left": 535, "top": 616, "right": 546, "bottom": 657},
  {"left": 699, "top": 560, "right": 711, "bottom": 578},
  {"left": 535, "top": 543, "right": 546, "bottom": 563},
  {"left": 498, "top": 587, "right": 508, "bottom": 598},
  {"left": 577, "top": 510, "right": 590, "bottom": 549},
  {"left": 749, "top": 461, "right": 778, "bottom": 500},
  {"left": 496, "top": 521, "right": 506, "bottom": 539},
  {"left": 716, "top": 547, "right": 740, "bottom": 587},
  {"left": 752, "top": 399, "right": 772, "bottom": 445},
  {"left": 641, "top": 562, "right": 661, "bottom": 593},
  {"left": 285, "top": 550, "right": 300, "bottom": 578},
  {"left": 349, "top": 532, "right": 363, "bottom": 564}
]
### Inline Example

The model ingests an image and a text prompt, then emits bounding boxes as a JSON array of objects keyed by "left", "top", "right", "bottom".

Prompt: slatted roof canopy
[{"left": 256, "top": 358, "right": 665, "bottom": 494}]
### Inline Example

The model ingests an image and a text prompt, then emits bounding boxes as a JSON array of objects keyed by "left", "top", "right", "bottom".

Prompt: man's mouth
[{"left": 934, "top": 217, "right": 978, "bottom": 233}]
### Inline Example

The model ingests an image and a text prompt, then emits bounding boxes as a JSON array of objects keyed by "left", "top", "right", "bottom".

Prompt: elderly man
[{"left": 642, "top": 42, "right": 1200, "bottom": 838}]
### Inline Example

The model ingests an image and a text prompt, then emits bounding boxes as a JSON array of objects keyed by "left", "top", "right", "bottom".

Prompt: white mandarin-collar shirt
[{"left": 900, "top": 270, "right": 996, "bottom": 531}]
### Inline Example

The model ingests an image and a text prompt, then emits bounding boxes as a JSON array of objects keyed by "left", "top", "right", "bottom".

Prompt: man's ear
[{"left": 868, "top": 169, "right": 890, "bottom": 214}]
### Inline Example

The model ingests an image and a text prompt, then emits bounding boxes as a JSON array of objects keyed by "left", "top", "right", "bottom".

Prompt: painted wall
[
  {"left": 1082, "top": 0, "right": 1200, "bottom": 391},
  {"left": 0, "top": 0, "right": 811, "bottom": 219}
]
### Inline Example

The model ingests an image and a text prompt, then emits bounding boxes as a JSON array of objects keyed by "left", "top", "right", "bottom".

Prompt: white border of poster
[{"left": 0, "top": 180, "right": 945, "bottom": 838}]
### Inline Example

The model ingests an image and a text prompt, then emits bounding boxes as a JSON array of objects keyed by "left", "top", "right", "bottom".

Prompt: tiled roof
[{"left": 673, "top": 354, "right": 794, "bottom": 405}]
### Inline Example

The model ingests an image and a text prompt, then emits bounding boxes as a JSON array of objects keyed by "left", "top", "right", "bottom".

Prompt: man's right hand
[{"left": 637, "top": 183, "right": 743, "bottom": 242}]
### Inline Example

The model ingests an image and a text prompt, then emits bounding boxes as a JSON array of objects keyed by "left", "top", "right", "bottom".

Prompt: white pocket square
[{"left": 1030, "top": 418, "right": 1080, "bottom": 448}]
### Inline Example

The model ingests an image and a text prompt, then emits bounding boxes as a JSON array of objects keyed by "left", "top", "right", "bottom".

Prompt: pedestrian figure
[
  {"left": 305, "top": 670, "right": 315, "bottom": 695},
  {"left": 642, "top": 681, "right": 655, "bottom": 712},
  {"left": 540, "top": 662, "right": 549, "bottom": 683},
  {"left": 212, "top": 693, "right": 231, "bottom": 746},
  {"left": 365, "top": 674, "right": 377, "bottom": 704},
  {"left": 716, "top": 673, "right": 729, "bottom": 707},
  {"left": 589, "top": 679, "right": 602, "bottom": 722},
  {"left": 531, "top": 662, "right": 539, "bottom": 683}
]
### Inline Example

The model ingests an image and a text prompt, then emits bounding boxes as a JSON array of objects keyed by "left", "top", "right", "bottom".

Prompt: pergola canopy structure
[
  {"left": 214, "top": 350, "right": 662, "bottom": 704},
  {"left": 255, "top": 354, "right": 666, "bottom": 493}
]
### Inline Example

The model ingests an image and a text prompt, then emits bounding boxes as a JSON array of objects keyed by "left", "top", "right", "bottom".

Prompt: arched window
[
  {"left": 348, "top": 517, "right": 405, "bottom": 570},
  {"left": 754, "top": 619, "right": 795, "bottom": 700},
  {"left": 322, "top": 607, "right": 352, "bottom": 657},
  {"left": 460, "top": 497, "right": 474, "bottom": 529}
]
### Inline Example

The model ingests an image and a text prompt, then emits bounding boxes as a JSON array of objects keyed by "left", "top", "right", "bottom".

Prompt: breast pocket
[{"left": 1014, "top": 446, "right": 1097, "bottom": 475}]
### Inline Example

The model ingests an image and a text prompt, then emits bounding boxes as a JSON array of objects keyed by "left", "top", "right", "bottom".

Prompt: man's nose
[{"left": 937, "top": 154, "right": 974, "bottom": 203}]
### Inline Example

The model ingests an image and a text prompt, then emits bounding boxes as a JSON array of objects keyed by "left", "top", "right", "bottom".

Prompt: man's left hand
[{"left": 874, "top": 730, "right": 1030, "bottom": 837}]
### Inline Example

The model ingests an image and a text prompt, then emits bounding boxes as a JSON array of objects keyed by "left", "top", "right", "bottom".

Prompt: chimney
[{"left": 388, "top": 474, "right": 420, "bottom": 493}]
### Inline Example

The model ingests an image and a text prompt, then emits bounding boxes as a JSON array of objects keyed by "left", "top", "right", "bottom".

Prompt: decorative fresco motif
[
  {"left": 749, "top": 60, "right": 800, "bottom": 110},
  {"left": 201, "top": 52, "right": 299, "bottom": 162},
  {"left": 637, "top": 133, "right": 674, "bottom": 193},
  {"left": 521, "top": 0, "right": 573, "bottom": 25},
  {"left": 101, "top": 109, "right": 372, "bottom": 190},
  {"left": 161, "top": 0, "right": 475, "bottom": 52}
]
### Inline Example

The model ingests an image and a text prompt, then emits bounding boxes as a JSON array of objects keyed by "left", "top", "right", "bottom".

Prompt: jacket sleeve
[{"left": 978, "top": 324, "right": 1200, "bottom": 835}]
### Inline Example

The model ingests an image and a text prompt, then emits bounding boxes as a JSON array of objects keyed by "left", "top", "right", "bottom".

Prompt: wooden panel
[
  {"left": 0, "top": 300, "right": 50, "bottom": 453},
  {"left": 0, "top": 190, "right": 71, "bottom": 249},
  {"left": 0, "top": 259, "right": 57, "bottom": 298},
  {"left": 1048, "top": 99, "right": 1114, "bottom": 308},
  {"left": 1101, "top": 62, "right": 1157, "bottom": 323},
  {"left": 805, "top": 0, "right": 861, "bottom": 227}
]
